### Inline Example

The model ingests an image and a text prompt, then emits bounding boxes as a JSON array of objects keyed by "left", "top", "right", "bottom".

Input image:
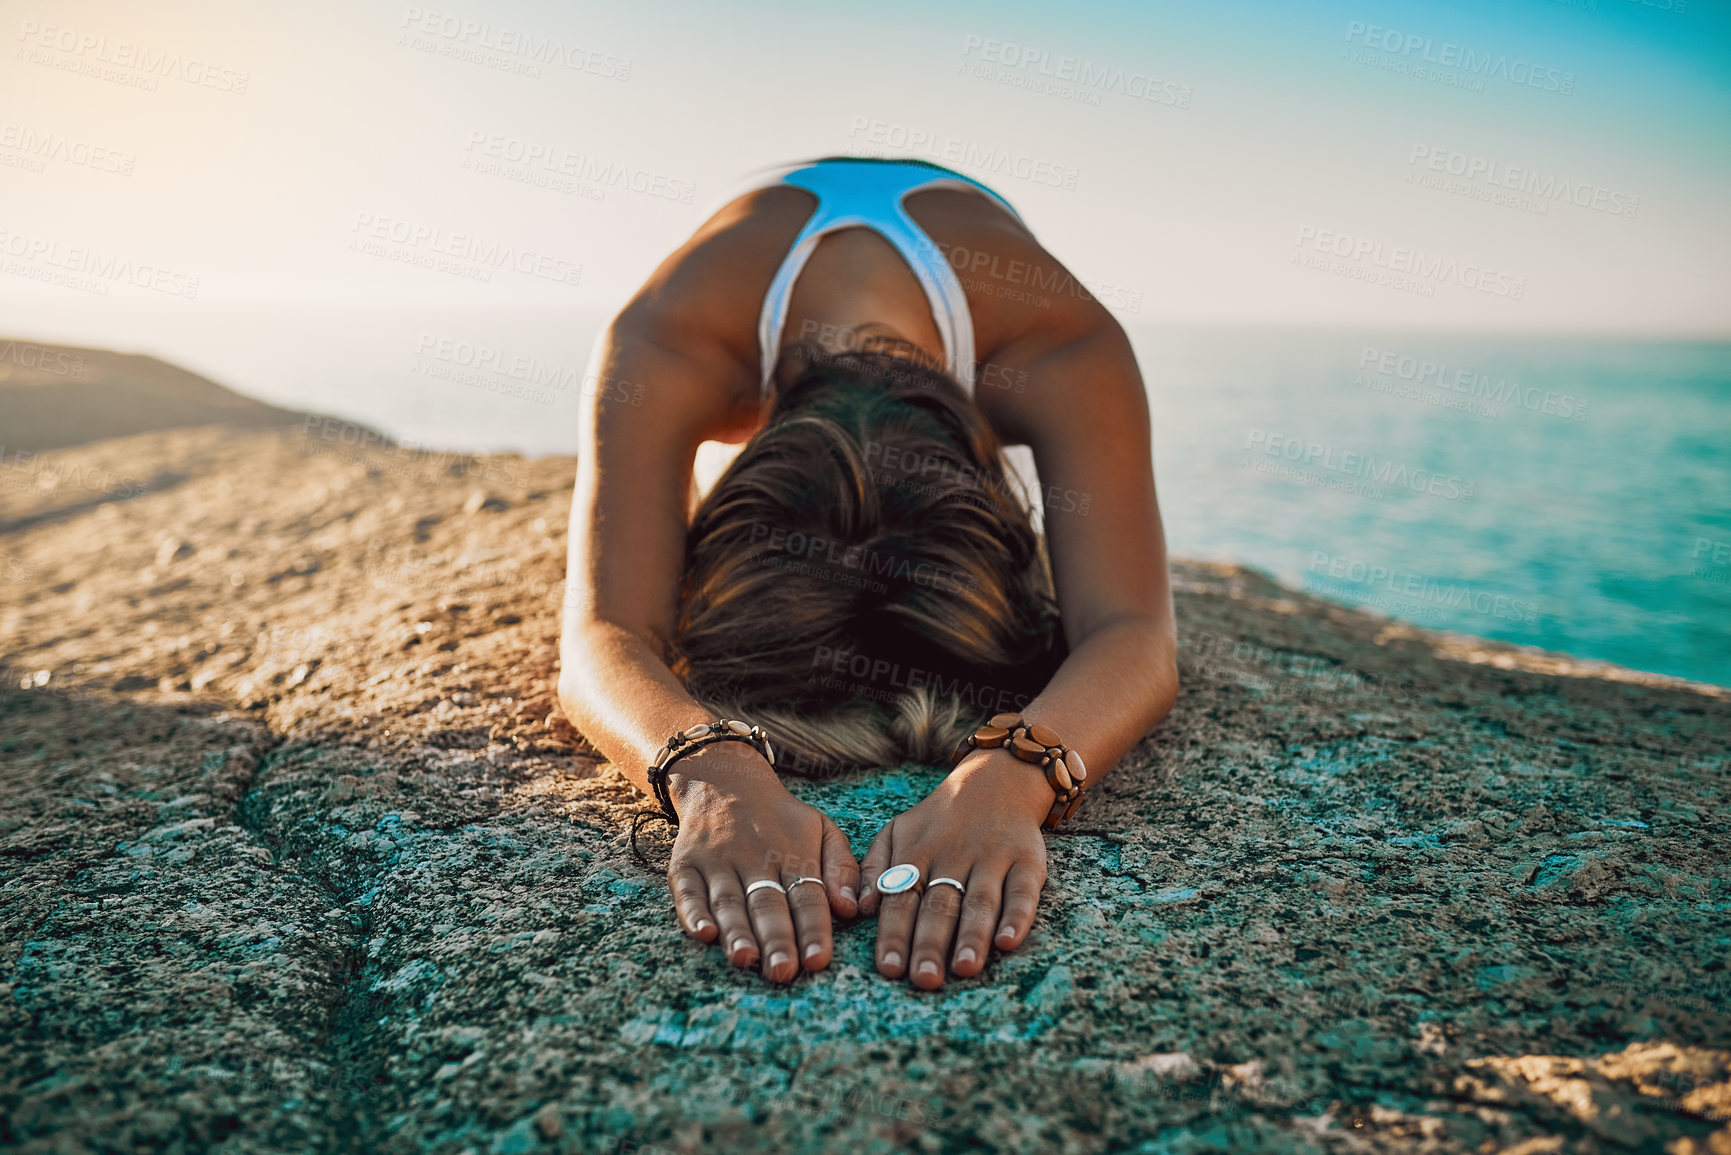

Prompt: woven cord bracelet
[
  {"left": 644, "top": 719, "right": 777, "bottom": 827},
  {"left": 950, "top": 711, "right": 1088, "bottom": 831}
]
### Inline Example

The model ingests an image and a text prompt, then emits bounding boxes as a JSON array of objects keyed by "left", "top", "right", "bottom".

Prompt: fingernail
[
  {"left": 732, "top": 938, "right": 752, "bottom": 956},
  {"left": 883, "top": 951, "right": 901, "bottom": 969},
  {"left": 917, "top": 960, "right": 939, "bottom": 979},
  {"left": 996, "top": 924, "right": 1014, "bottom": 941},
  {"left": 769, "top": 950, "right": 790, "bottom": 973},
  {"left": 840, "top": 886, "right": 856, "bottom": 904},
  {"left": 955, "top": 947, "right": 976, "bottom": 965},
  {"left": 695, "top": 919, "right": 713, "bottom": 933},
  {"left": 803, "top": 943, "right": 823, "bottom": 961}
]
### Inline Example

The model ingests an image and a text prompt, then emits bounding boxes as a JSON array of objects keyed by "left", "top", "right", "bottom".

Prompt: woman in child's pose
[{"left": 559, "top": 156, "right": 1176, "bottom": 988}]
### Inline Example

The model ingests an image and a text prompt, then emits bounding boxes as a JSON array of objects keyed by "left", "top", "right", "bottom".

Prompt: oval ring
[
  {"left": 744, "top": 879, "right": 787, "bottom": 897},
  {"left": 927, "top": 876, "right": 966, "bottom": 895},
  {"left": 876, "top": 863, "right": 922, "bottom": 895},
  {"left": 787, "top": 876, "right": 825, "bottom": 892}
]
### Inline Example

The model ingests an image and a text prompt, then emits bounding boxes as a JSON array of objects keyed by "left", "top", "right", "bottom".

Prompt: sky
[{"left": 1, "top": 0, "right": 1728, "bottom": 442}]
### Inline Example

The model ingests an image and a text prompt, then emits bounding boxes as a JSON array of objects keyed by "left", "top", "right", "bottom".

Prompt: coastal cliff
[{"left": 1, "top": 357, "right": 1727, "bottom": 1153}]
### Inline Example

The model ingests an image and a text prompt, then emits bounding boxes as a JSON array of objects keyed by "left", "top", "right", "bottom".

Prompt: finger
[
  {"left": 875, "top": 885, "right": 922, "bottom": 979},
  {"left": 784, "top": 875, "right": 834, "bottom": 972},
  {"left": 872, "top": 826, "right": 923, "bottom": 979},
  {"left": 856, "top": 822, "right": 894, "bottom": 915},
  {"left": 706, "top": 872, "right": 758, "bottom": 968},
  {"left": 669, "top": 864, "right": 718, "bottom": 943},
  {"left": 907, "top": 871, "right": 967, "bottom": 989},
  {"left": 742, "top": 874, "right": 800, "bottom": 983},
  {"left": 820, "top": 818, "right": 860, "bottom": 919},
  {"left": 950, "top": 863, "right": 1007, "bottom": 977},
  {"left": 994, "top": 859, "right": 1046, "bottom": 952}
]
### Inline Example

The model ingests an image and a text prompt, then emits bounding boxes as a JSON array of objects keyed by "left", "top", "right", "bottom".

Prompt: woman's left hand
[{"left": 857, "top": 749, "right": 1054, "bottom": 988}]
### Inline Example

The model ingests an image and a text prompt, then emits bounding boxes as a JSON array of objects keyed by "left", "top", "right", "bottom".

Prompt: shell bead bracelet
[
  {"left": 644, "top": 719, "right": 776, "bottom": 826},
  {"left": 950, "top": 711, "right": 1088, "bottom": 831}
]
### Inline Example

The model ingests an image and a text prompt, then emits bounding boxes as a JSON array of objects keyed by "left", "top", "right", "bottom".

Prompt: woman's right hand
[{"left": 663, "top": 743, "right": 860, "bottom": 983}]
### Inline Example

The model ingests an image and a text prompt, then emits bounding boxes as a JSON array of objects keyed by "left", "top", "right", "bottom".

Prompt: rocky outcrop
[
  {"left": 2, "top": 418, "right": 1727, "bottom": 1153},
  {"left": 0, "top": 339, "right": 324, "bottom": 455}
]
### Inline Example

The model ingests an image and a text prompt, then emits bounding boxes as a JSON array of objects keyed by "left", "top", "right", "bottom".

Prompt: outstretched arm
[
  {"left": 557, "top": 305, "right": 861, "bottom": 983},
  {"left": 859, "top": 313, "right": 1179, "bottom": 988}
]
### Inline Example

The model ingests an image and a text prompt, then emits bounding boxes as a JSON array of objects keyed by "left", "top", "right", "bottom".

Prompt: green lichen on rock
[{"left": 1, "top": 426, "right": 1728, "bottom": 1153}]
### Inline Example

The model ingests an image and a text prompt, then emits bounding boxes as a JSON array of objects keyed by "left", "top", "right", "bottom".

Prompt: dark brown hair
[{"left": 666, "top": 343, "right": 1066, "bottom": 774}]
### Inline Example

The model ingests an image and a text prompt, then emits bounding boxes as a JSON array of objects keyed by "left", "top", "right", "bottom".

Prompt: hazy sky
[{"left": 2, "top": 0, "right": 1728, "bottom": 432}]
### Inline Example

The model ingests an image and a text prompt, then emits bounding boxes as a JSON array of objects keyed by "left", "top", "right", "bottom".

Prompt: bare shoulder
[
  {"left": 579, "top": 186, "right": 818, "bottom": 446},
  {"left": 900, "top": 187, "right": 1142, "bottom": 445},
  {"left": 970, "top": 274, "right": 1146, "bottom": 452},
  {"left": 612, "top": 187, "right": 816, "bottom": 372}
]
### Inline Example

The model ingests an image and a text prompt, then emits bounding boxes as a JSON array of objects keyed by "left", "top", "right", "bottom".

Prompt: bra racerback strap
[{"left": 749, "top": 160, "right": 1022, "bottom": 401}]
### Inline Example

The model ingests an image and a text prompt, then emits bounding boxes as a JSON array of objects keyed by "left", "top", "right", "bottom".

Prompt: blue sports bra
[{"left": 725, "top": 157, "right": 1025, "bottom": 400}]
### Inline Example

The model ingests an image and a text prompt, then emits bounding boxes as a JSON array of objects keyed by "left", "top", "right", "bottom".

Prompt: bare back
[{"left": 608, "top": 179, "right": 1122, "bottom": 452}]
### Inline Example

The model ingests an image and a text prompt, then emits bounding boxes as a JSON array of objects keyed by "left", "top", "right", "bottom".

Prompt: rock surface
[{"left": 2, "top": 421, "right": 1728, "bottom": 1154}]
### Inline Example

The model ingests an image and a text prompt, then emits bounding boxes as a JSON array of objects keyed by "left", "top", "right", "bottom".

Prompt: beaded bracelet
[
  {"left": 645, "top": 719, "right": 777, "bottom": 827},
  {"left": 950, "top": 711, "right": 1088, "bottom": 831}
]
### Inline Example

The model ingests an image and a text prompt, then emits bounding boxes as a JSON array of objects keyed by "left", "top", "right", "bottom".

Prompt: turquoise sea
[{"left": 1138, "top": 330, "right": 1731, "bottom": 688}]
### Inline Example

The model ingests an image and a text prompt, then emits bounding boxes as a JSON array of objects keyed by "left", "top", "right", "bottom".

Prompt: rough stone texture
[{"left": 2, "top": 423, "right": 1727, "bottom": 1154}]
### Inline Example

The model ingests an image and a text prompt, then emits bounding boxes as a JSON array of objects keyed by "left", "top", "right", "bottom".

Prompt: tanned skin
[{"left": 558, "top": 177, "right": 1178, "bottom": 988}]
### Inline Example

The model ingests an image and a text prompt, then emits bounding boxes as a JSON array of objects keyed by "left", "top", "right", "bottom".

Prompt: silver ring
[
  {"left": 928, "top": 877, "right": 966, "bottom": 895},
  {"left": 788, "top": 876, "right": 825, "bottom": 892},
  {"left": 876, "top": 864, "right": 922, "bottom": 895},
  {"left": 745, "top": 879, "right": 787, "bottom": 897}
]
